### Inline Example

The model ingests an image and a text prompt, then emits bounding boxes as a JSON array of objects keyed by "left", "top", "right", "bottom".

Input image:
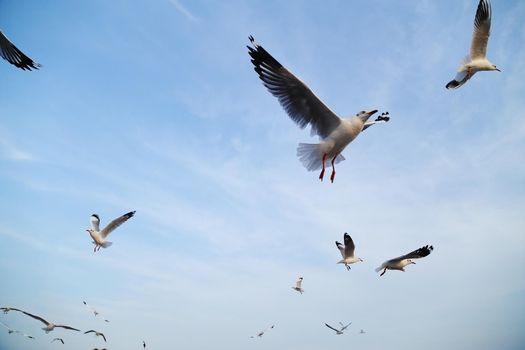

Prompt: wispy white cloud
[
  {"left": 168, "top": 0, "right": 199, "bottom": 22},
  {"left": 0, "top": 137, "right": 33, "bottom": 161}
]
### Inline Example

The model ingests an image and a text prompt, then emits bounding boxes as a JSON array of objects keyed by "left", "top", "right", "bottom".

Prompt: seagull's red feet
[
  {"left": 319, "top": 154, "right": 327, "bottom": 181},
  {"left": 330, "top": 155, "right": 337, "bottom": 183}
]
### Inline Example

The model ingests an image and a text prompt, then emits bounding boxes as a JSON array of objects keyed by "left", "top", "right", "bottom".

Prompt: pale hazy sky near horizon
[{"left": 1, "top": 0, "right": 524, "bottom": 349}]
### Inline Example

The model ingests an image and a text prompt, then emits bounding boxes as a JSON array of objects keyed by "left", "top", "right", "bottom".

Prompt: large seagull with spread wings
[
  {"left": 87, "top": 211, "right": 136, "bottom": 252},
  {"left": 446, "top": 0, "right": 500, "bottom": 89},
  {"left": 247, "top": 36, "right": 389, "bottom": 182}
]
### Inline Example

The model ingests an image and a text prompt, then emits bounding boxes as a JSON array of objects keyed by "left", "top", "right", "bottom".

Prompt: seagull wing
[
  {"left": 470, "top": 0, "right": 491, "bottom": 60},
  {"left": 295, "top": 278, "right": 303, "bottom": 289},
  {"left": 90, "top": 215, "right": 100, "bottom": 231},
  {"left": 325, "top": 323, "right": 339, "bottom": 332},
  {"left": 335, "top": 241, "right": 346, "bottom": 259},
  {"left": 100, "top": 211, "right": 136, "bottom": 238},
  {"left": 0, "top": 31, "right": 41, "bottom": 70},
  {"left": 21, "top": 311, "right": 50, "bottom": 325},
  {"left": 55, "top": 325, "right": 80, "bottom": 332},
  {"left": 394, "top": 245, "right": 434, "bottom": 261},
  {"left": 100, "top": 333, "right": 107, "bottom": 342},
  {"left": 340, "top": 322, "right": 352, "bottom": 330},
  {"left": 247, "top": 36, "right": 341, "bottom": 139},
  {"left": 84, "top": 330, "right": 96, "bottom": 334},
  {"left": 343, "top": 233, "right": 355, "bottom": 258}
]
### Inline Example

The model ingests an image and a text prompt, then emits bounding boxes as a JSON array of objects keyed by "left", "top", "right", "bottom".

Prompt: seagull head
[
  {"left": 359, "top": 258, "right": 364, "bottom": 262},
  {"left": 492, "top": 64, "right": 500, "bottom": 72},
  {"left": 356, "top": 110, "right": 378, "bottom": 122},
  {"left": 408, "top": 259, "right": 416, "bottom": 265}
]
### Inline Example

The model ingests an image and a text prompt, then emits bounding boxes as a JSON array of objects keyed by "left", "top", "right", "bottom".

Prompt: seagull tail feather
[
  {"left": 375, "top": 266, "right": 383, "bottom": 273},
  {"left": 296, "top": 143, "right": 345, "bottom": 171},
  {"left": 101, "top": 241, "right": 113, "bottom": 248}
]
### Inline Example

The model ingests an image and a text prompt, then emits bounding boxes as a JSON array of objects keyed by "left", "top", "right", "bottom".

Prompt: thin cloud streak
[{"left": 168, "top": 0, "right": 199, "bottom": 22}]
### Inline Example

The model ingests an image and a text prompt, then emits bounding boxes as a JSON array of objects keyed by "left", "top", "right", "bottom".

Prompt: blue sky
[{"left": 1, "top": 0, "right": 524, "bottom": 349}]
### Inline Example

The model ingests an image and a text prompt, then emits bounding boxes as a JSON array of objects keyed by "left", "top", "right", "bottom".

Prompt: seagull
[
  {"left": 291, "top": 277, "right": 304, "bottom": 294},
  {"left": 0, "top": 307, "right": 23, "bottom": 314},
  {"left": 359, "top": 329, "right": 366, "bottom": 334},
  {"left": 446, "top": 0, "right": 499, "bottom": 89},
  {"left": 0, "top": 30, "right": 41, "bottom": 70},
  {"left": 325, "top": 322, "right": 350, "bottom": 335},
  {"left": 335, "top": 233, "right": 363, "bottom": 270},
  {"left": 0, "top": 320, "right": 17, "bottom": 334},
  {"left": 250, "top": 324, "right": 275, "bottom": 338},
  {"left": 247, "top": 36, "right": 389, "bottom": 182},
  {"left": 143, "top": 340, "right": 146, "bottom": 348},
  {"left": 20, "top": 333, "right": 35, "bottom": 339},
  {"left": 51, "top": 338, "right": 65, "bottom": 344},
  {"left": 82, "top": 301, "right": 99, "bottom": 316},
  {"left": 19, "top": 310, "right": 80, "bottom": 333},
  {"left": 376, "top": 245, "right": 434, "bottom": 276},
  {"left": 87, "top": 211, "right": 136, "bottom": 252},
  {"left": 84, "top": 330, "right": 107, "bottom": 342},
  {"left": 92, "top": 348, "right": 107, "bottom": 350}
]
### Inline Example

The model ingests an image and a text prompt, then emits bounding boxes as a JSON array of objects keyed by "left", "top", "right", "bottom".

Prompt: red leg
[
  {"left": 330, "top": 155, "right": 338, "bottom": 183},
  {"left": 319, "top": 154, "right": 327, "bottom": 181}
]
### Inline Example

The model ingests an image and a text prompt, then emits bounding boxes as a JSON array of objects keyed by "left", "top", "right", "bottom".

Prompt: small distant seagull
[
  {"left": 0, "top": 30, "right": 41, "bottom": 70},
  {"left": 92, "top": 348, "right": 107, "bottom": 350},
  {"left": 247, "top": 36, "right": 389, "bottom": 182},
  {"left": 325, "top": 322, "right": 350, "bottom": 335},
  {"left": 336, "top": 233, "right": 363, "bottom": 270},
  {"left": 376, "top": 245, "right": 434, "bottom": 276},
  {"left": 359, "top": 329, "right": 366, "bottom": 334},
  {"left": 250, "top": 324, "right": 275, "bottom": 338},
  {"left": 0, "top": 307, "right": 23, "bottom": 314},
  {"left": 291, "top": 277, "right": 304, "bottom": 294},
  {"left": 19, "top": 311, "right": 80, "bottom": 333},
  {"left": 82, "top": 301, "right": 99, "bottom": 316},
  {"left": 446, "top": 0, "right": 499, "bottom": 89},
  {"left": 0, "top": 320, "right": 17, "bottom": 334},
  {"left": 20, "top": 333, "right": 35, "bottom": 339},
  {"left": 143, "top": 340, "right": 146, "bottom": 348},
  {"left": 87, "top": 211, "right": 136, "bottom": 252},
  {"left": 84, "top": 330, "right": 107, "bottom": 342},
  {"left": 51, "top": 338, "right": 65, "bottom": 344}
]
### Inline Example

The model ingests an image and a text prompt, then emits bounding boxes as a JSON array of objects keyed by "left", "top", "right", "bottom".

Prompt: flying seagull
[
  {"left": 84, "top": 330, "right": 107, "bottom": 342},
  {"left": 325, "top": 322, "right": 350, "bottom": 335},
  {"left": 0, "top": 30, "right": 41, "bottom": 70},
  {"left": 51, "top": 338, "right": 65, "bottom": 344},
  {"left": 359, "top": 329, "right": 366, "bottom": 334},
  {"left": 19, "top": 310, "right": 80, "bottom": 333},
  {"left": 87, "top": 211, "right": 136, "bottom": 252},
  {"left": 0, "top": 321, "right": 18, "bottom": 334},
  {"left": 291, "top": 277, "right": 304, "bottom": 294},
  {"left": 335, "top": 233, "right": 363, "bottom": 270},
  {"left": 446, "top": 0, "right": 499, "bottom": 89},
  {"left": 250, "top": 324, "right": 275, "bottom": 338},
  {"left": 82, "top": 301, "right": 109, "bottom": 322},
  {"left": 376, "top": 245, "right": 434, "bottom": 276},
  {"left": 143, "top": 340, "right": 146, "bottom": 348},
  {"left": 247, "top": 36, "right": 389, "bottom": 182}
]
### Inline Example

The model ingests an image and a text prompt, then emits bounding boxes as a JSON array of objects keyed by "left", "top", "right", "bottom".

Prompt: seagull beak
[
  {"left": 412, "top": 261, "right": 416, "bottom": 264},
  {"left": 367, "top": 110, "right": 378, "bottom": 116},
  {"left": 496, "top": 68, "right": 501, "bottom": 72}
]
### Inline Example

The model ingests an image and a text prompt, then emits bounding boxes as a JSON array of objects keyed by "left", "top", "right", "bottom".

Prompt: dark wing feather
[
  {"left": 397, "top": 245, "right": 434, "bottom": 261},
  {"left": 247, "top": 36, "right": 341, "bottom": 139},
  {"left": 325, "top": 323, "right": 339, "bottom": 332},
  {"left": 56, "top": 325, "right": 80, "bottom": 331},
  {"left": 0, "top": 31, "right": 41, "bottom": 70},
  {"left": 343, "top": 233, "right": 355, "bottom": 258},
  {"left": 21, "top": 311, "right": 49, "bottom": 325}
]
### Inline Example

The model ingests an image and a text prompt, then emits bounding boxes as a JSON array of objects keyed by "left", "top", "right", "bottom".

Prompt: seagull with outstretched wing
[
  {"left": 291, "top": 277, "right": 304, "bottom": 294},
  {"left": 335, "top": 233, "right": 363, "bottom": 270},
  {"left": 0, "top": 30, "right": 41, "bottom": 70},
  {"left": 325, "top": 323, "right": 343, "bottom": 335},
  {"left": 446, "top": 0, "right": 500, "bottom": 89},
  {"left": 19, "top": 311, "right": 80, "bottom": 333},
  {"left": 247, "top": 36, "right": 389, "bottom": 182},
  {"left": 51, "top": 338, "right": 65, "bottom": 344},
  {"left": 376, "top": 245, "right": 434, "bottom": 276},
  {"left": 84, "top": 330, "right": 107, "bottom": 342},
  {"left": 86, "top": 211, "right": 136, "bottom": 252}
]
